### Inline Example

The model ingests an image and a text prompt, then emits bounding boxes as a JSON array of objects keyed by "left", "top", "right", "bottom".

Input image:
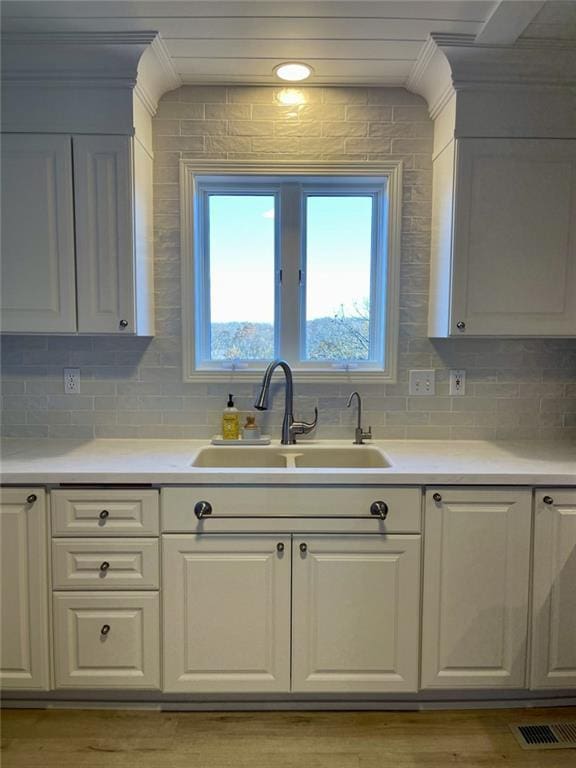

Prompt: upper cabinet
[
  {"left": 428, "top": 137, "right": 576, "bottom": 338},
  {"left": 1, "top": 134, "right": 77, "bottom": 333},
  {"left": 0, "top": 31, "right": 174, "bottom": 336},
  {"left": 1, "top": 133, "right": 154, "bottom": 336}
]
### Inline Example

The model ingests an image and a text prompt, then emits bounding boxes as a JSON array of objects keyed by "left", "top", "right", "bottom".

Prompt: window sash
[{"left": 181, "top": 161, "right": 402, "bottom": 383}]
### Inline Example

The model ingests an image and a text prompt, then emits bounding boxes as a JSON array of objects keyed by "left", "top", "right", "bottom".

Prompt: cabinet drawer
[
  {"left": 51, "top": 489, "right": 159, "bottom": 536},
  {"left": 162, "top": 486, "right": 421, "bottom": 534},
  {"left": 53, "top": 592, "right": 159, "bottom": 689},
  {"left": 52, "top": 539, "right": 159, "bottom": 590}
]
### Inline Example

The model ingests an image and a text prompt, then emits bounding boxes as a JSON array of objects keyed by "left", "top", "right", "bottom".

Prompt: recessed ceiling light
[{"left": 274, "top": 62, "right": 313, "bottom": 82}]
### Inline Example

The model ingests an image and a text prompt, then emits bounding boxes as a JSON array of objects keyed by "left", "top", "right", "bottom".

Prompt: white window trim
[{"left": 180, "top": 160, "right": 402, "bottom": 383}]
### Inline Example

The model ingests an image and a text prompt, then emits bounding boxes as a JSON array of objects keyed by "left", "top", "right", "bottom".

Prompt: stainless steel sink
[{"left": 191, "top": 445, "right": 391, "bottom": 469}]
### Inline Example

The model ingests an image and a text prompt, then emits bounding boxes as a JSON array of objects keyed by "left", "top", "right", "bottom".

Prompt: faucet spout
[
  {"left": 255, "top": 359, "right": 317, "bottom": 445},
  {"left": 347, "top": 390, "right": 372, "bottom": 445}
]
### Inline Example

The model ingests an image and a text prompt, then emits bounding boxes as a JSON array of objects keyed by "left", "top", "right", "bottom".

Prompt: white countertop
[{"left": 1, "top": 438, "right": 575, "bottom": 486}]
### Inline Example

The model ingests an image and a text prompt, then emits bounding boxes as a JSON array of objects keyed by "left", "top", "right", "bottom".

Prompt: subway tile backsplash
[{"left": 2, "top": 86, "right": 576, "bottom": 441}]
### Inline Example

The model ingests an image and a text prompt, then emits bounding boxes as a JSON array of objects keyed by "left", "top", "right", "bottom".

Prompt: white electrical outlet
[
  {"left": 449, "top": 369, "right": 466, "bottom": 396},
  {"left": 409, "top": 369, "right": 435, "bottom": 396},
  {"left": 64, "top": 368, "right": 80, "bottom": 394}
]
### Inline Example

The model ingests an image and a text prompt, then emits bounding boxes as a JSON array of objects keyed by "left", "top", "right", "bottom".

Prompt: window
[{"left": 181, "top": 162, "right": 401, "bottom": 382}]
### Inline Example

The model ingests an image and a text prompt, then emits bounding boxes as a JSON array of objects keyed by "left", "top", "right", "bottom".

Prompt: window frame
[{"left": 181, "top": 161, "right": 402, "bottom": 383}]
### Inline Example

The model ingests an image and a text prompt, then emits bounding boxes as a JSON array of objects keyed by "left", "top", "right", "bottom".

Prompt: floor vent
[{"left": 510, "top": 722, "right": 576, "bottom": 750}]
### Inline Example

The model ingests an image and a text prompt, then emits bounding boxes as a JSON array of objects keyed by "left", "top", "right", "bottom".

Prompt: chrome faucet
[
  {"left": 255, "top": 360, "right": 318, "bottom": 445},
  {"left": 347, "top": 391, "right": 372, "bottom": 445}
]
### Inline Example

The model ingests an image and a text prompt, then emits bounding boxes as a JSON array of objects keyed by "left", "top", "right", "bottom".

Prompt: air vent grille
[{"left": 510, "top": 722, "right": 576, "bottom": 750}]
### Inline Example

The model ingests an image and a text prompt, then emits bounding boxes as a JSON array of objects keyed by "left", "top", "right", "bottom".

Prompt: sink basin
[
  {"left": 191, "top": 447, "right": 287, "bottom": 468},
  {"left": 293, "top": 447, "right": 390, "bottom": 468},
  {"left": 191, "top": 445, "right": 391, "bottom": 469}
]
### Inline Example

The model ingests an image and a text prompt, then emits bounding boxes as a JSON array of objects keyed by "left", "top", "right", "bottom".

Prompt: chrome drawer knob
[
  {"left": 119, "top": 319, "right": 128, "bottom": 328},
  {"left": 543, "top": 496, "right": 554, "bottom": 505},
  {"left": 433, "top": 493, "right": 442, "bottom": 503},
  {"left": 276, "top": 542, "right": 285, "bottom": 553},
  {"left": 300, "top": 543, "right": 307, "bottom": 554},
  {"left": 100, "top": 624, "right": 110, "bottom": 636},
  {"left": 99, "top": 509, "right": 109, "bottom": 520},
  {"left": 26, "top": 494, "right": 37, "bottom": 504},
  {"left": 456, "top": 321, "right": 466, "bottom": 331},
  {"left": 99, "top": 561, "right": 110, "bottom": 572}
]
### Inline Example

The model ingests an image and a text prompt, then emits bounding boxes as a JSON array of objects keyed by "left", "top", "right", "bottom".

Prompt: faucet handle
[
  {"left": 291, "top": 407, "right": 318, "bottom": 436},
  {"left": 364, "top": 425, "right": 372, "bottom": 440}
]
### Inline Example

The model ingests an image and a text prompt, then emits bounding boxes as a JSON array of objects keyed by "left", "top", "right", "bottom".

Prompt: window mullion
[{"left": 279, "top": 183, "right": 302, "bottom": 365}]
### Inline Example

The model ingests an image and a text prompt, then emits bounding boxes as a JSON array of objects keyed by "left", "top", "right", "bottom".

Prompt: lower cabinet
[
  {"left": 0, "top": 488, "right": 50, "bottom": 691},
  {"left": 530, "top": 490, "right": 576, "bottom": 689},
  {"left": 162, "top": 534, "right": 421, "bottom": 694},
  {"left": 163, "top": 535, "right": 291, "bottom": 693},
  {"left": 421, "top": 488, "right": 532, "bottom": 689},
  {"left": 292, "top": 535, "right": 420, "bottom": 693},
  {"left": 53, "top": 592, "right": 160, "bottom": 689}
]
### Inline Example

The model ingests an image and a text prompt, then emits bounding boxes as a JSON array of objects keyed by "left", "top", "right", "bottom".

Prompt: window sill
[{"left": 183, "top": 368, "right": 396, "bottom": 384}]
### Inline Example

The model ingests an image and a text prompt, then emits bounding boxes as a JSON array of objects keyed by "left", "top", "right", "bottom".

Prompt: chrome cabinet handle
[
  {"left": 276, "top": 542, "right": 285, "bottom": 553},
  {"left": 99, "top": 561, "right": 110, "bottom": 572},
  {"left": 26, "top": 494, "right": 37, "bottom": 504},
  {"left": 370, "top": 501, "right": 388, "bottom": 520},
  {"left": 99, "top": 509, "right": 109, "bottom": 520},
  {"left": 300, "top": 542, "right": 307, "bottom": 554},
  {"left": 194, "top": 501, "right": 213, "bottom": 519},
  {"left": 543, "top": 496, "right": 554, "bottom": 505},
  {"left": 100, "top": 624, "right": 110, "bottom": 636},
  {"left": 119, "top": 319, "right": 128, "bottom": 328},
  {"left": 456, "top": 321, "right": 466, "bottom": 331},
  {"left": 433, "top": 493, "right": 442, "bottom": 502}
]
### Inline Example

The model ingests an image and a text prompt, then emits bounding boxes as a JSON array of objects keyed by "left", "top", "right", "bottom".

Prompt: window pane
[
  {"left": 208, "top": 194, "right": 275, "bottom": 361},
  {"left": 305, "top": 196, "right": 373, "bottom": 361}
]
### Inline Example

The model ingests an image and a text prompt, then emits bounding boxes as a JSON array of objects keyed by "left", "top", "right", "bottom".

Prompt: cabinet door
[
  {"left": 531, "top": 490, "right": 576, "bottom": 689},
  {"left": 451, "top": 139, "right": 576, "bottom": 336},
  {"left": 0, "top": 489, "right": 50, "bottom": 690},
  {"left": 292, "top": 535, "right": 421, "bottom": 693},
  {"left": 163, "top": 535, "right": 291, "bottom": 693},
  {"left": 73, "top": 135, "right": 135, "bottom": 333},
  {"left": 1, "top": 134, "right": 76, "bottom": 333},
  {"left": 53, "top": 591, "right": 159, "bottom": 689},
  {"left": 421, "top": 488, "right": 531, "bottom": 689}
]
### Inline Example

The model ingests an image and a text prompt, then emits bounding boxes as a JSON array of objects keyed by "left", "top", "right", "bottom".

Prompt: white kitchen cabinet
[
  {"left": 163, "top": 535, "right": 291, "bottom": 693},
  {"left": 51, "top": 488, "right": 159, "bottom": 537},
  {"left": 0, "top": 134, "right": 77, "bottom": 333},
  {"left": 0, "top": 133, "right": 154, "bottom": 336},
  {"left": 292, "top": 535, "right": 421, "bottom": 693},
  {"left": 53, "top": 591, "right": 159, "bottom": 689},
  {"left": 0, "top": 489, "right": 50, "bottom": 690},
  {"left": 530, "top": 490, "right": 576, "bottom": 690},
  {"left": 73, "top": 135, "right": 136, "bottom": 333},
  {"left": 428, "top": 138, "right": 576, "bottom": 337},
  {"left": 421, "top": 488, "right": 531, "bottom": 689}
]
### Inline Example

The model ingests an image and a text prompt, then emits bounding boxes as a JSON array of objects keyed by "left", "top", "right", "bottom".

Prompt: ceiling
[{"left": 2, "top": 1, "right": 575, "bottom": 87}]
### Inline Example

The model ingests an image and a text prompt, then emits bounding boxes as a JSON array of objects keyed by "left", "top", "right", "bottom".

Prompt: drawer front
[
  {"left": 51, "top": 489, "right": 159, "bottom": 536},
  {"left": 53, "top": 592, "right": 160, "bottom": 689},
  {"left": 52, "top": 539, "right": 159, "bottom": 590},
  {"left": 162, "top": 486, "right": 422, "bottom": 534}
]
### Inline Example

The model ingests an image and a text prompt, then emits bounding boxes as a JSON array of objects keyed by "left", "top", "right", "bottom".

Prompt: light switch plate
[
  {"left": 449, "top": 369, "right": 466, "bottom": 396},
  {"left": 409, "top": 369, "right": 435, "bottom": 396}
]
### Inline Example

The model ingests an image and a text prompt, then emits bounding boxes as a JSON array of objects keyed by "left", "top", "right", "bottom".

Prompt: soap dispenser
[{"left": 222, "top": 393, "right": 240, "bottom": 440}]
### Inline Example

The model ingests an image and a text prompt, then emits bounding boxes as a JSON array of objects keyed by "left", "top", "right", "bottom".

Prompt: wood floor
[{"left": 1, "top": 706, "right": 575, "bottom": 767}]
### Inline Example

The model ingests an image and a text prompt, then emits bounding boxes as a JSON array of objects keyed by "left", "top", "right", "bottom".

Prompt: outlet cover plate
[
  {"left": 64, "top": 368, "right": 80, "bottom": 394},
  {"left": 409, "top": 369, "right": 435, "bottom": 396}
]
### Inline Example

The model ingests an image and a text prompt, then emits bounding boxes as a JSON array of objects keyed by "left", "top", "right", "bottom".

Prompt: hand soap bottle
[{"left": 222, "top": 394, "right": 240, "bottom": 440}]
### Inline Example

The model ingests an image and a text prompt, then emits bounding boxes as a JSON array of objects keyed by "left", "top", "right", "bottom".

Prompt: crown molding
[
  {"left": 407, "top": 32, "right": 576, "bottom": 117},
  {"left": 135, "top": 35, "right": 181, "bottom": 116}
]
